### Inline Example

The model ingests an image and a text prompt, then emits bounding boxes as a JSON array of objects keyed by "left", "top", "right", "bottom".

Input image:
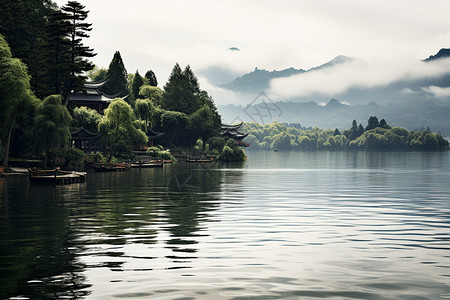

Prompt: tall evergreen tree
[
  {"left": 162, "top": 63, "right": 201, "bottom": 114},
  {"left": 61, "top": 1, "right": 96, "bottom": 104},
  {"left": 47, "top": 10, "right": 72, "bottom": 96},
  {"left": 145, "top": 70, "right": 158, "bottom": 86},
  {"left": 0, "top": 0, "right": 58, "bottom": 98},
  {"left": 131, "top": 70, "right": 144, "bottom": 101},
  {"left": 366, "top": 116, "right": 380, "bottom": 131},
  {"left": 101, "top": 51, "right": 128, "bottom": 96}
]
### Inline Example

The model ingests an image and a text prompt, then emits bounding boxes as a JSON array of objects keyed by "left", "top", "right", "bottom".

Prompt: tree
[
  {"left": 0, "top": 35, "right": 39, "bottom": 166},
  {"left": 161, "top": 111, "right": 189, "bottom": 146},
  {"left": 34, "top": 95, "right": 72, "bottom": 168},
  {"left": 162, "top": 63, "right": 201, "bottom": 114},
  {"left": 0, "top": 0, "right": 58, "bottom": 98},
  {"left": 134, "top": 99, "right": 154, "bottom": 126},
  {"left": 139, "top": 85, "right": 163, "bottom": 106},
  {"left": 145, "top": 70, "right": 158, "bottom": 86},
  {"left": 88, "top": 66, "right": 107, "bottom": 81},
  {"left": 101, "top": 51, "right": 127, "bottom": 96},
  {"left": 99, "top": 98, "right": 148, "bottom": 160},
  {"left": 380, "top": 119, "right": 391, "bottom": 129},
  {"left": 61, "top": 1, "right": 96, "bottom": 104},
  {"left": 366, "top": 116, "right": 380, "bottom": 131},
  {"left": 72, "top": 106, "right": 101, "bottom": 133},
  {"left": 334, "top": 128, "right": 341, "bottom": 136},
  {"left": 189, "top": 105, "right": 220, "bottom": 148},
  {"left": 131, "top": 70, "right": 144, "bottom": 101}
]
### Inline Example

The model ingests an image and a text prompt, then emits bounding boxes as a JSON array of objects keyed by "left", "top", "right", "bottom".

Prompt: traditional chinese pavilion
[
  {"left": 69, "top": 80, "right": 122, "bottom": 114},
  {"left": 148, "top": 128, "right": 165, "bottom": 147},
  {"left": 70, "top": 127, "right": 104, "bottom": 152},
  {"left": 220, "top": 122, "right": 249, "bottom": 147}
]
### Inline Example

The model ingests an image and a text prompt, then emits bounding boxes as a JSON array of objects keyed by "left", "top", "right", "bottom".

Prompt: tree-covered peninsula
[
  {"left": 243, "top": 117, "right": 449, "bottom": 151},
  {"left": 0, "top": 0, "right": 245, "bottom": 168}
]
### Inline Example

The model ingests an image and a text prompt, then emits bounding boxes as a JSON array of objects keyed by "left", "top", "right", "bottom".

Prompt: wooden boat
[
  {"left": 28, "top": 168, "right": 86, "bottom": 184},
  {"left": 186, "top": 157, "right": 215, "bottom": 163},
  {"left": 163, "top": 159, "right": 173, "bottom": 163},
  {"left": 86, "top": 162, "right": 130, "bottom": 172},
  {"left": 130, "top": 161, "right": 163, "bottom": 168}
]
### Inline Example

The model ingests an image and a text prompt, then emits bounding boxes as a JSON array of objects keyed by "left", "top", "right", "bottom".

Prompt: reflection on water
[{"left": 1, "top": 152, "right": 449, "bottom": 299}]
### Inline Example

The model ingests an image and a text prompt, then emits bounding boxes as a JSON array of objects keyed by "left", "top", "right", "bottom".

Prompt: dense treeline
[
  {"left": 243, "top": 116, "right": 449, "bottom": 151},
  {"left": 0, "top": 0, "right": 226, "bottom": 167}
]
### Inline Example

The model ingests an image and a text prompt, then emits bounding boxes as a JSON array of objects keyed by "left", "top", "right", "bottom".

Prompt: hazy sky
[{"left": 53, "top": 0, "right": 450, "bottom": 104}]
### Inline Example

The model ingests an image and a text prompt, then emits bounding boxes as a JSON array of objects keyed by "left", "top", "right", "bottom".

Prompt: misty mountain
[
  {"left": 218, "top": 98, "right": 450, "bottom": 137},
  {"left": 218, "top": 50, "right": 450, "bottom": 105},
  {"left": 219, "top": 55, "right": 358, "bottom": 95},
  {"left": 424, "top": 48, "right": 450, "bottom": 62}
]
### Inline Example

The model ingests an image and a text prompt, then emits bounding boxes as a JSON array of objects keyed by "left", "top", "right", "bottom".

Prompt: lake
[{"left": 1, "top": 151, "right": 449, "bottom": 299}]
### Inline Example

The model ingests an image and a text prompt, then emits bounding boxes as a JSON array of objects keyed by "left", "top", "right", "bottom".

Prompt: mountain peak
[
  {"left": 424, "top": 48, "right": 450, "bottom": 62},
  {"left": 309, "top": 55, "right": 359, "bottom": 71}
]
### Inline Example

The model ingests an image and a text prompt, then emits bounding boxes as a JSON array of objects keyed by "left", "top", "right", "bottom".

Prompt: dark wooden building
[
  {"left": 70, "top": 127, "right": 104, "bottom": 152},
  {"left": 69, "top": 80, "right": 122, "bottom": 114},
  {"left": 220, "top": 122, "right": 249, "bottom": 147}
]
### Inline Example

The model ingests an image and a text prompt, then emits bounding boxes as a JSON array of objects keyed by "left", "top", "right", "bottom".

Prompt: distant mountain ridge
[
  {"left": 218, "top": 49, "right": 450, "bottom": 105},
  {"left": 219, "top": 55, "right": 359, "bottom": 94},
  {"left": 424, "top": 48, "right": 450, "bottom": 61},
  {"left": 218, "top": 98, "right": 450, "bottom": 137}
]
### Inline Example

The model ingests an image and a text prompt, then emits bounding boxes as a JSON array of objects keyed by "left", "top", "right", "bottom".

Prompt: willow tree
[
  {"left": 99, "top": 98, "right": 148, "bottom": 160},
  {"left": 0, "top": 35, "right": 39, "bottom": 167},
  {"left": 34, "top": 95, "right": 72, "bottom": 168}
]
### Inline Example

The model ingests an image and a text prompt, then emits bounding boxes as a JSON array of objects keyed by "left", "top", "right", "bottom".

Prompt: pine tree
[
  {"left": 366, "top": 116, "right": 380, "bottom": 131},
  {"left": 47, "top": 10, "right": 72, "bottom": 96},
  {"left": 131, "top": 70, "right": 144, "bottom": 102},
  {"left": 102, "top": 51, "right": 128, "bottom": 96},
  {"left": 61, "top": 1, "right": 96, "bottom": 104},
  {"left": 162, "top": 63, "right": 201, "bottom": 114},
  {"left": 145, "top": 70, "right": 158, "bottom": 86}
]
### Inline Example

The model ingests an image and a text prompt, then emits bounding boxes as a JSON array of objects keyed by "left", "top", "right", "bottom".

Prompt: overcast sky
[{"left": 53, "top": 0, "right": 450, "bottom": 104}]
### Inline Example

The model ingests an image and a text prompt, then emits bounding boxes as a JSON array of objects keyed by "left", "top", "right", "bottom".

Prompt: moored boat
[
  {"left": 130, "top": 161, "right": 163, "bottom": 168},
  {"left": 85, "top": 162, "right": 130, "bottom": 172},
  {"left": 28, "top": 168, "right": 86, "bottom": 184}
]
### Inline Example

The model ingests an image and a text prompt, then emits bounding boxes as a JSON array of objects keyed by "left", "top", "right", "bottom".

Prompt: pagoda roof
[
  {"left": 84, "top": 79, "right": 107, "bottom": 89},
  {"left": 70, "top": 127, "right": 103, "bottom": 140},
  {"left": 69, "top": 93, "right": 114, "bottom": 103},
  {"left": 221, "top": 122, "right": 243, "bottom": 130},
  {"left": 220, "top": 130, "right": 248, "bottom": 139},
  {"left": 148, "top": 128, "right": 165, "bottom": 139}
]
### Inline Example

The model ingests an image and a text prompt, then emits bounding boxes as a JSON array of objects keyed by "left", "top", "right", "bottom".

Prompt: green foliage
[
  {"left": 366, "top": 116, "right": 380, "bottom": 131},
  {"left": 138, "top": 85, "right": 163, "bottom": 106},
  {"left": 219, "top": 139, "right": 246, "bottom": 162},
  {"left": 144, "top": 70, "right": 158, "bottom": 86},
  {"left": 88, "top": 66, "right": 107, "bottom": 81},
  {"left": 162, "top": 63, "right": 201, "bottom": 114},
  {"left": 145, "top": 146, "right": 175, "bottom": 160},
  {"left": 134, "top": 99, "right": 154, "bottom": 125},
  {"left": 161, "top": 110, "right": 189, "bottom": 146},
  {"left": 243, "top": 117, "right": 448, "bottom": 152},
  {"left": 99, "top": 98, "right": 148, "bottom": 160},
  {"left": 61, "top": 1, "right": 96, "bottom": 99},
  {"left": 55, "top": 147, "right": 85, "bottom": 170},
  {"left": 207, "top": 137, "right": 226, "bottom": 153},
  {"left": 34, "top": 95, "right": 72, "bottom": 160},
  {"left": 101, "top": 51, "right": 127, "bottom": 96},
  {"left": 189, "top": 104, "right": 221, "bottom": 144},
  {"left": 72, "top": 106, "right": 101, "bottom": 133},
  {"left": 131, "top": 70, "right": 144, "bottom": 101}
]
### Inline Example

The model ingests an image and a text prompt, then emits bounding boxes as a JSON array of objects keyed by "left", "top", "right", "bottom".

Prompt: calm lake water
[{"left": 1, "top": 151, "right": 449, "bottom": 299}]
